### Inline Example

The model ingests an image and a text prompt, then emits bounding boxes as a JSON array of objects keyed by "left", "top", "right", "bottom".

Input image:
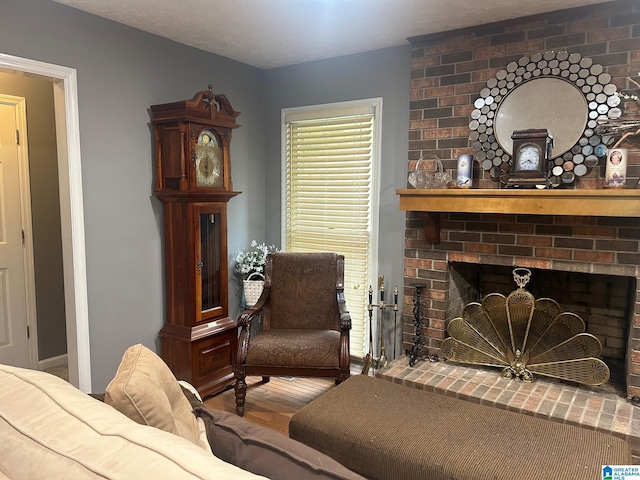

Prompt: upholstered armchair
[{"left": 234, "top": 252, "right": 351, "bottom": 416}]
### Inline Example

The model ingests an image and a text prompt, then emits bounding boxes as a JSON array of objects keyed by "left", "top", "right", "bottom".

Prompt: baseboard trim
[{"left": 39, "top": 353, "right": 68, "bottom": 370}]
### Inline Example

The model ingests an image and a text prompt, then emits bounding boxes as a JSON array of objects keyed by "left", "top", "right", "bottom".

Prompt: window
[{"left": 282, "top": 99, "right": 381, "bottom": 358}]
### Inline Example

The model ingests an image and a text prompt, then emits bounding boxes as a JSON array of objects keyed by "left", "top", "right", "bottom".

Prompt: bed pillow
[{"left": 105, "top": 343, "right": 209, "bottom": 451}]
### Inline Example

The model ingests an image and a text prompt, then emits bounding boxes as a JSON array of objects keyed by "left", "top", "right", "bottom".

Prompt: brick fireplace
[
  {"left": 398, "top": 1, "right": 640, "bottom": 401},
  {"left": 391, "top": 2, "right": 640, "bottom": 461}
]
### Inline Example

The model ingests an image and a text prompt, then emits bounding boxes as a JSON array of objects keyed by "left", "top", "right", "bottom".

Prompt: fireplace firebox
[{"left": 444, "top": 263, "right": 630, "bottom": 387}]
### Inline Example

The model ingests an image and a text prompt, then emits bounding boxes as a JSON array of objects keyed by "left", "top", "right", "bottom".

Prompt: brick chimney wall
[{"left": 403, "top": 1, "right": 640, "bottom": 399}]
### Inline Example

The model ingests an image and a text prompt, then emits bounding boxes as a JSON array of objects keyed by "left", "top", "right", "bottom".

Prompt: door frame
[
  {"left": 0, "top": 94, "right": 39, "bottom": 368},
  {"left": 0, "top": 53, "right": 91, "bottom": 392}
]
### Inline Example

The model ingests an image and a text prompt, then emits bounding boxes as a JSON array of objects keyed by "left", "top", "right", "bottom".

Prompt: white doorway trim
[{"left": 0, "top": 53, "right": 91, "bottom": 392}]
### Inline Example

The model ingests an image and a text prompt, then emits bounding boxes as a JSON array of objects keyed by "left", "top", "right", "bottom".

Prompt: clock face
[
  {"left": 196, "top": 150, "right": 221, "bottom": 185},
  {"left": 516, "top": 144, "right": 541, "bottom": 171},
  {"left": 195, "top": 129, "right": 223, "bottom": 187}
]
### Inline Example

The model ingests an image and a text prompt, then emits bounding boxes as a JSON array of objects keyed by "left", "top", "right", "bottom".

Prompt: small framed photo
[{"left": 604, "top": 148, "right": 627, "bottom": 189}]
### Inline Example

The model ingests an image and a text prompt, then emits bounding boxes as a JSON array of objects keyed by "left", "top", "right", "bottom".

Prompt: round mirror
[
  {"left": 469, "top": 51, "right": 620, "bottom": 186},
  {"left": 495, "top": 78, "right": 588, "bottom": 157}
]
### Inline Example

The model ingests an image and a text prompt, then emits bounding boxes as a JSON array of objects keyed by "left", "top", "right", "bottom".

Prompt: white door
[{"left": 0, "top": 97, "right": 31, "bottom": 367}]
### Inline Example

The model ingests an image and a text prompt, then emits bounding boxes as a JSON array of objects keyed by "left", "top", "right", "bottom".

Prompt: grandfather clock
[{"left": 151, "top": 86, "right": 240, "bottom": 397}]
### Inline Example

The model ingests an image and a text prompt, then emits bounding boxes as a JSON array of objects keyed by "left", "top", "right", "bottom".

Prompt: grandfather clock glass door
[
  {"left": 199, "top": 211, "right": 221, "bottom": 315},
  {"left": 193, "top": 203, "right": 228, "bottom": 323}
]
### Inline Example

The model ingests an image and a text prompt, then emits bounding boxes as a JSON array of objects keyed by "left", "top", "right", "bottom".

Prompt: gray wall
[
  {"left": 263, "top": 47, "right": 411, "bottom": 347},
  {"left": 1, "top": 0, "right": 265, "bottom": 390},
  {"left": 0, "top": 71, "right": 67, "bottom": 360},
  {"left": 0, "top": 0, "right": 411, "bottom": 390}
]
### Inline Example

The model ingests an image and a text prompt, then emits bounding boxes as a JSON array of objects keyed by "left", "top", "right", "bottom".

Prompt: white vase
[{"left": 243, "top": 272, "right": 264, "bottom": 308}]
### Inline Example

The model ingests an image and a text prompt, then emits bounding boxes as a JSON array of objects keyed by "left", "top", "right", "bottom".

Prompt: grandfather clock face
[{"left": 195, "top": 129, "right": 223, "bottom": 188}]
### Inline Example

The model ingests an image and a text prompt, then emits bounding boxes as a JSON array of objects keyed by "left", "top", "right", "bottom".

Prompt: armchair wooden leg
[
  {"left": 336, "top": 369, "right": 350, "bottom": 385},
  {"left": 261, "top": 376, "right": 270, "bottom": 383},
  {"left": 234, "top": 375, "right": 247, "bottom": 417}
]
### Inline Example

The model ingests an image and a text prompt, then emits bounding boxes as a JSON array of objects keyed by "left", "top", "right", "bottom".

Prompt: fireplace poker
[
  {"left": 361, "top": 286, "right": 374, "bottom": 375},
  {"left": 378, "top": 276, "right": 388, "bottom": 368},
  {"left": 392, "top": 285, "right": 398, "bottom": 361}
]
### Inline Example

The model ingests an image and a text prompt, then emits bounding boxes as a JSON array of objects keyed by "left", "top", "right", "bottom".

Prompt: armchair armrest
[
  {"left": 236, "top": 285, "right": 271, "bottom": 366},
  {"left": 237, "top": 285, "right": 271, "bottom": 328},
  {"left": 337, "top": 288, "right": 352, "bottom": 374},
  {"left": 337, "top": 290, "right": 352, "bottom": 331}
]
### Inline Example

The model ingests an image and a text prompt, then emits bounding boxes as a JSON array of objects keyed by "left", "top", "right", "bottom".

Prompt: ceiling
[{"left": 52, "top": 0, "right": 613, "bottom": 70}]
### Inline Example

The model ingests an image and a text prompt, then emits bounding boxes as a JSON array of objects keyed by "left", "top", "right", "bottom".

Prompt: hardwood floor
[{"left": 203, "top": 375, "right": 337, "bottom": 436}]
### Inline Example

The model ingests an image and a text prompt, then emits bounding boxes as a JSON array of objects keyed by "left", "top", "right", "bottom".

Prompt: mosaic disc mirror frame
[{"left": 469, "top": 51, "right": 621, "bottom": 187}]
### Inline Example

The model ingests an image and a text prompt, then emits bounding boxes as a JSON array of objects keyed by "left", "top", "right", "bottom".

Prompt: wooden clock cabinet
[{"left": 151, "top": 86, "right": 241, "bottom": 397}]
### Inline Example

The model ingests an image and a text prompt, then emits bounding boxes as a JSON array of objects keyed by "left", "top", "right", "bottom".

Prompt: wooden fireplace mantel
[{"left": 397, "top": 188, "right": 640, "bottom": 242}]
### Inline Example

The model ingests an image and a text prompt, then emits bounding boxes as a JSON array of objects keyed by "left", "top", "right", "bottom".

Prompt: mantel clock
[
  {"left": 151, "top": 86, "right": 241, "bottom": 397},
  {"left": 506, "top": 129, "right": 553, "bottom": 188}
]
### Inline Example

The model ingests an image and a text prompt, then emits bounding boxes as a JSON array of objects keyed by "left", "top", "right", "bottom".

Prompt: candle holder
[{"left": 361, "top": 275, "right": 398, "bottom": 375}]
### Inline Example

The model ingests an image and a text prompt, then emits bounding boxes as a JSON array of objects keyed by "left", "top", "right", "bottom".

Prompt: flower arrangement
[{"left": 233, "top": 240, "right": 279, "bottom": 279}]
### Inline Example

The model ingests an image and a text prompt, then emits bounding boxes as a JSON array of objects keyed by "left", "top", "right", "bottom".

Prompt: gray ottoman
[{"left": 289, "top": 375, "right": 632, "bottom": 480}]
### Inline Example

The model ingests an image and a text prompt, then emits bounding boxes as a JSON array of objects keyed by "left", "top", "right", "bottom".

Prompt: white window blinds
[{"left": 284, "top": 102, "right": 378, "bottom": 358}]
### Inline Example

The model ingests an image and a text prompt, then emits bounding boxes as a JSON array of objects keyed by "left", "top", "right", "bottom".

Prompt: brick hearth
[{"left": 377, "top": 358, "right": 640, "bottom": 463}]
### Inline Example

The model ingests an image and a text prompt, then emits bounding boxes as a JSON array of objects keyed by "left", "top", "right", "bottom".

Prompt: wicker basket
[{"left": 243, "top": 272, "right": 265, "bottom": 308}]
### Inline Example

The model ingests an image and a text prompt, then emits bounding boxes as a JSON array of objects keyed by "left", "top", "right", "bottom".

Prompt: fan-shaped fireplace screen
[{"left": 441, "top": 268, "right": 610, "bottom": 386}]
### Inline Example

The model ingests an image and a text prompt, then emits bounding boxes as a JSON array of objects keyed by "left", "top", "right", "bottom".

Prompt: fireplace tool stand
[
  {"left": 362, "top": 275, "right": 398, "bottom": 375},
  {"left": 406, "top": 284, "right": 438, "bottom": 367}
]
